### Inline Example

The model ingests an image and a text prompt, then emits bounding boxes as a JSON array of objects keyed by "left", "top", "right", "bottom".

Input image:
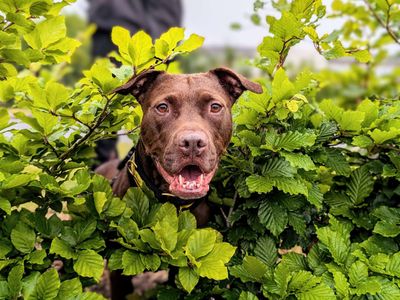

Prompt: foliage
[{"left": 1, "top": 0, "right": 400, "bottom": 299}]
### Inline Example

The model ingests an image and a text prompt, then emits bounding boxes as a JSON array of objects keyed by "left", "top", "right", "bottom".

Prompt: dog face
[{"left": 115, "top": 68, "right": 262, "bottom": 199}]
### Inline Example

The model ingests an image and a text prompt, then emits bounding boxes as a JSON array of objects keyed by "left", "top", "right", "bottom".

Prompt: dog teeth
[
  {"left": 200, "top": 174, "right": 204, "bottom": 185},
  {"left": 179, "top": 175, "right": 183, "bottom": 186}
]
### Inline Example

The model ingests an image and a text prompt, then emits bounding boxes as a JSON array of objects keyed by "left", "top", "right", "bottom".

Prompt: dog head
[{"left": 115, "top": 67, "right": 262, "bottom": 199}]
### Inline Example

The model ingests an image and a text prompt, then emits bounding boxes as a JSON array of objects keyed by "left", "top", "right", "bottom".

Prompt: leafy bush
[{"left": 0, "top": 0, "right": 400, "bottom": 299}]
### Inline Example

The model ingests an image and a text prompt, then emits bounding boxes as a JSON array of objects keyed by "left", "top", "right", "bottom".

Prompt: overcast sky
[{"left": 64, "top": 0, "right": 338, "bottom": 49}]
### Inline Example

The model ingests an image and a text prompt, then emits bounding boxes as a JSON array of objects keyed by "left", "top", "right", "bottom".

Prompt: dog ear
[
  {"left": 210, "top": 67, "right": 263, "bottom": 102},
  {"left": 113, "top": 69, "right": 165, "bottom": 103}
]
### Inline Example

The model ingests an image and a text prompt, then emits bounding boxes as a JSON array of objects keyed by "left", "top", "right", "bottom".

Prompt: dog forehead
[{"left": 147, "top": 72, "right": 228, "bottom": 100}]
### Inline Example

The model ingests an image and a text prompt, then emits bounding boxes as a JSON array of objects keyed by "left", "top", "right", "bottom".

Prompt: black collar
[{"left": 118, "top": 146, "right": 205, "bottom": 210}]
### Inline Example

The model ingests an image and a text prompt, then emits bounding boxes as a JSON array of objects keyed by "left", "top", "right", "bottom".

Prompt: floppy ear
[
  {"left": 113, "top": 69, "right": 165, "bottom": 104},
  {"left": 210, "top": 67, "right": 263, "bottom": 102}
]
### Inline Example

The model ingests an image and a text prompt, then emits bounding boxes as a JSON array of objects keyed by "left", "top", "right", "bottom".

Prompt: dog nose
[{"left": 178, "top": 131, "right": 207, "bottom": 156}]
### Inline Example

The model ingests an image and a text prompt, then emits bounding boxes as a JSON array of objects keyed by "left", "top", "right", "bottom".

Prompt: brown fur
[{"left": 95, "top": 68, "right": 261, "bottom": 299}]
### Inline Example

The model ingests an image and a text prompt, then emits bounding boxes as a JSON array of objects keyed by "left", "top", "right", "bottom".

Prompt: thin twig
[
  {"left": 50, "top": 93, "right": 116, "bottom": 172},
  {"left": 226, "top": 191, "right": 238, "bottom": 228},
  {"left": 364, "top": 0, "right": 400, "bottom": 45}
]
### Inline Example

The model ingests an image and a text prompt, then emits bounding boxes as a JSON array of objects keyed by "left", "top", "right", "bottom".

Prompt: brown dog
[
  {"left": 95, "top": 67, "right": 261, "bottom": 298},
  {"left": 97, "top": 67, "right": 261, "bottom": 222}
]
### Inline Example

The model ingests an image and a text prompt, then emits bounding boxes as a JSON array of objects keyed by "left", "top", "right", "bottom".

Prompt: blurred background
[{"left": 62, "top": 0, "right": 350, "bottom": 79}]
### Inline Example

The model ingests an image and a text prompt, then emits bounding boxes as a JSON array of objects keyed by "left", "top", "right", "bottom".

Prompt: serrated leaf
[
  {"left": 274, "top": 177, "right": 309, "bottom": 196},
  {"left": 246, "top": 175, "right": 274, "bottom": 194},
  {"left": 230, "top": 256, "right": 268, "bottom": 283},
  {"left": 263, "top": 130, "right": 316, "bottom": 152},
  {"left": 281, "top": 152, "right": 316, "bottom": 171},
  {"left": 346, "top": 166, "right": 373, "bottom": 205},
  {"left": 373, "top": 220, "right": 400, "bottom": 237},
  {"left": 288, "top": 271, "right": 320, "bottom": 292},
  {"left": 349, "top": 260, "right": 368, "bottom": 286},
  {"left": 297, "top": 283, "right": 335, "bottom": 300},
  {"left": 258, "top": 201, "right": 288, "bottom": 236},
  {"left": 254, "top": 236, "right": 278, "bottom": 267}
]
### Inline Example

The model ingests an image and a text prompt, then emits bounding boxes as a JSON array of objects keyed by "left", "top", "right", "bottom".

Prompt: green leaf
[
  {"left": 273, "top": 177, "right": 308, "bottom": 196},
  {"left": 178, "top": 211, "right": 197, "bottom": 231},
  {"left": 316, "top": 225, "right": 350, "bottom": 265},
  {"left": 263, "top": 130, "right": 316, "bottom": 152},
  {"left": 123, "top": 188, "right": 149, "bottom": 227},
  {"left": 339, "top": 111, "right": 365, "bottom": 132},
  {"left": 346, "top": 166, "right": 374, "bottom": 205},
  {"left": 94, "top": 192, "right": 107, "bottom": 215},
  {"left": 32, "top": 110, "right": 58, "bottom": 135},
  {"left": 263, "top": 158, "right": 296, "bottom": 177},
  {"left": 73, "top": 250, "right": 104, "bottom": 281},
  {"left": 185, "top": 229, "right": 216, "bottom": 261},
  {"left": 50, "top": 237, "right": 77, "bottom": 259},
  {"left": 297, "top": 283, "right": 335, "bottom": 300},
  {"left": 369, "top": 128, "right": 400, "bottom": 144},
  {"left": 254, "top": 236, "right": 278, "bottom": 267},
  {"left": 269, "top": 11, "right": 303, "bottom": 40},
  {"left": 348, "top": 260, "right": 368, "bottom": 287},
  {"left": 281, "top": 152, "right": 316, "bottom": 171},
  {"left": 373, "top": 220, "right": 400, "bottom": 237},
  {"left": 121, "top": 251, "right": 145, "bottom": 276},
  {"left": 258, "top": 200, "right": 288, "bottom": 236},
  {"left": 158, "top": 27, "right": 185, "bottom": 51},
  {"left": 8, "top": 265, "right": 23, "bottom": 299},
  {"left": 11, "top": 223, "right": 35, "bottom": 253},
  {"left": 239, "top": 291, "right": 258, "bottom": 300},
  {"left": 352, "top": 49, "right": 372, "bottom": 63},
  {"left": 197, "top": 242, "right": 236, "bottom": 280},
  {"left": 178, "top": 267, "right": 199, "bottom": 293},
  {"left": 331, "top": 270, "right": 349, "bottom": 298},
  {"left": 29, "top": 268, "right": 60, "bottom": 300},
  {"left": 272, "top": 68, "right": 295, "bottom": 102},
  {"left": 324, "top": 149, "right": 351, "bottom": 176},
  {"left": 386, "top": 252, "right": 400, "bottom": 277},
  {"left": 0, "top": 198, "right": 11, "bottom": 215},
  {"left": 129, "top": 31, "right": 154, "bottom": 68},
  {"left": 55, "top": 278, "right": 82, "bottom": 300},
  {"left": 246, "top": 175, "right": 274, "bottom": 194},
  {"left": 24, "top": 16, "right": 66, "bottom": 49},
  {"left": 230, "top": 256, "right": 268, "bottom": 283},
  {"left": 288, "top": 271, "right": 320, "bottom": 292},
  {"left": 175, "top": 34, "right": 204, "bottom": 53}
]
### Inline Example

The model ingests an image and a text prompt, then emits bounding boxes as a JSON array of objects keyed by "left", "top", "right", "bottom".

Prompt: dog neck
[{"left": 134, "top": 140, "right": 170, "bottom": 194}]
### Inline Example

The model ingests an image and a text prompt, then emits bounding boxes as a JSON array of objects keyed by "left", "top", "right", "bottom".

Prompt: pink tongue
[{"left": 181, "top": 166, "right": 202, "bottom": 182}]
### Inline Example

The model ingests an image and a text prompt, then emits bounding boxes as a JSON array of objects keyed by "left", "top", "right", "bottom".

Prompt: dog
[{"left": 95, "top": 67, "right": 262, "bottom": 298}]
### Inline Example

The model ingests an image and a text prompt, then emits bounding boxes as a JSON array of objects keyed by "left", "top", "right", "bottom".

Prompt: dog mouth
[{"left": 155, "top": 162, "right": 217, "bottom": 199}]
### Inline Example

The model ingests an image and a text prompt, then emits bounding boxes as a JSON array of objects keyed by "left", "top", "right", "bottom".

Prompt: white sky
[{"left": 64, "top": 0, "right": 337, "bottom": 49}]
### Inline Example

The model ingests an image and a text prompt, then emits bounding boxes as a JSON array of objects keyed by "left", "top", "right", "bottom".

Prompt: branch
[
  {"left": 226, "top": 191, "right": 238, "bottom": 228},
  {"left": 364, "top": 0, "right": 400, "bottom": 45},
  {"left": 51, "top": 111, "right": 93, "bottom": 130},
  {"left": 50, "top": 93, "right": 116, "bottom": 172}
]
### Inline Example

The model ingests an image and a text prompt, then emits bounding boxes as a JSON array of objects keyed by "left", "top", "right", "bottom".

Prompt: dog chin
[{"left": 155, "top": 161, "right": 217, "bottom": 200}]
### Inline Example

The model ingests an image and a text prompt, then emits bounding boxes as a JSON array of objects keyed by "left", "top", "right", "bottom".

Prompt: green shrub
[{"left": 0, "top": 0, "right": 399, "bottom": 299}]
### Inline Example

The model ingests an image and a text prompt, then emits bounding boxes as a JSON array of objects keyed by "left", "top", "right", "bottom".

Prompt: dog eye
[
  {"left": 210, "top": 103, "right": 223, "bottom": 113},
  {"left": 156, "top": 103, "right": 169, "bottom": 114}
]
